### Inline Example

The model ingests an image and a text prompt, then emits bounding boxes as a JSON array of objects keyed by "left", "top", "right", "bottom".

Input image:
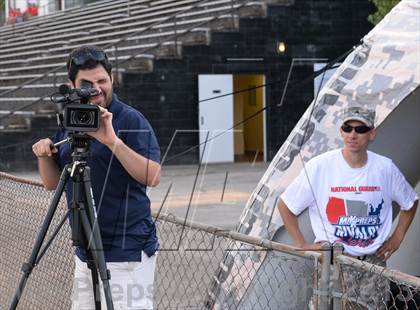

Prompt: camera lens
[
  {"left": 63, "top": 104, "right": 99, "bottom": 132},
  {"left": 71, "top": 110, "right": 93, "bottom": 125}
]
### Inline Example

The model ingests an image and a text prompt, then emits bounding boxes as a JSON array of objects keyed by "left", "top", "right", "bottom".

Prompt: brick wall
[{"left": 118, "top": 0, "right": 375, "bottom": 163}]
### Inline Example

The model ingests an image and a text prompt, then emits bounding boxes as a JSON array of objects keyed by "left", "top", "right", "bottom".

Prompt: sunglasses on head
[
  {"left": 341, "top": 124, "right": 372, "bottom": 134},
  {"left": 71, "top": 49, "right": 107, "bottom": 65},
  {"left": 68, "top": 49, "right": 107, "bottom": 72}
]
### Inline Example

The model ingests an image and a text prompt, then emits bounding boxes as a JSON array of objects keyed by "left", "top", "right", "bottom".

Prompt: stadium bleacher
[{"left": 0, "top": 0, "right": 270, "bottom": 131}]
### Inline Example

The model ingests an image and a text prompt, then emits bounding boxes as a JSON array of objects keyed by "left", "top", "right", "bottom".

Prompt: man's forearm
[
  {"left": 392, "top": 200, "right": 418, "bottom": 241},
  {"left": 38, "top": 157, "right": 60, "bottom": 190},
  {"left": 376, "top": 200, "right": 418, "bottom": 260},
  {"left": 108, "top": 138, "right": 161, "bottom": 187},
  {"left": 278, "top": 199, "right": 306, "bottom": 247}
]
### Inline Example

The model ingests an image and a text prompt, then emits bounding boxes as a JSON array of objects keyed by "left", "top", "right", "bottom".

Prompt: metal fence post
[
  {"left": 230, "top": 0, "right": 235, "bottom": 29},
  {"left": 114, "top": 45, "right": 119, "bottom": 86},
  {"left": 127, "top": 0, "right": 131, "bottom": 17},
  {"left": 318, "top": 242, "right": 332, "bottom": 310},
  {"left": 332, "top": 242, "right": 344, "bottom": 310},
  {"left": 173, "top": 16, "right": 178, "bottom": 56},
  {"left": 53, "top": 71, "right": 57, "bottom": 88}
]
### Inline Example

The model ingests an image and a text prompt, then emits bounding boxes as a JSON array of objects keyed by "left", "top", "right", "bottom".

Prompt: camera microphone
[
  {"left": 59, "top": 84, "right": 71, "bottom": 95},
  {"left": 52, "top": 84, "right": 99, "bottom": 104},
  {"left": 73, "top": 88, "right": 100, "bottom": 98},
  {"left": 59, "top": 83, "right": 99, "bottom": 98}
]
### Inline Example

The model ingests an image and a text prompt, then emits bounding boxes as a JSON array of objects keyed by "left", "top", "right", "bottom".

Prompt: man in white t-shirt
[{"left": 278, "top": 106, "right": 418, "bottom": 306}]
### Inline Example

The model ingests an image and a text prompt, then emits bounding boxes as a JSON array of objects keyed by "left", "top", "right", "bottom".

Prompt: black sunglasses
[
  {"left": 341, "top": 124, "right": 372, "bottom": 134},
  {"left": 68, "top": 49, "right": 107, "bottom": 71},
  {"left": 72, "top": 49, "right": 107, "bottom": 65}
]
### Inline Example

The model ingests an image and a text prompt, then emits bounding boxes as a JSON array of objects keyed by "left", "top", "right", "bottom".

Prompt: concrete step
[
  {"left": 0, "top": 73, "right": 68, "bottom": 87},
  {"left": 0, "top": 85, "right": 58, "bottom": 98},
  {"left": 0, "top": 111, "right": 33, "bottom": 132},
  {"left": 0, "top": 28, "right": 209, "bottom": 69},
  {"left": 0, "top": 11, "right": 233, "bottom": 60},
  {"left": 0, "top": 67, "right": 128, "bottom": 91},
  {"left": 0, "top": 97, "right": 54, "bottom": 112},
  {"left": 0, "top": 43, "right": 163, "bottom": 72},
  {"left": 0, "top": 108, "right": 59, "bottom": 132},
  {"left": 0, "top": 0, "right": 137, "bottom": 38}
]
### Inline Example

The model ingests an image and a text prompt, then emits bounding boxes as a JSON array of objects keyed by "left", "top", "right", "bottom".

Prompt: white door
[{"left": 198, "top": 74, "right": 234, "bottom": 163}]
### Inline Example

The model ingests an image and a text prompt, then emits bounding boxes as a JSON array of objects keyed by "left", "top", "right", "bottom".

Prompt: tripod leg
[
  {"left": 82, "top": 167, "right": 109, "bottom": 280},
  {"left": 79, "top": 208, "right": 114, "bottom": 310},
  {"left": 77, "top": 166, "right": 114, "bottom": 310},
  {"left": 9, "top": 167, "right": 70, "bottom": 310},
  {"left": 85, "top": 257, "right": 102, "bottom": 310}
]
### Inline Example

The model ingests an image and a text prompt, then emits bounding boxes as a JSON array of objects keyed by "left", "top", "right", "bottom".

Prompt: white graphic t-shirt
[{"left": 281, "top": 149, "right": 418, "bottom": 256}]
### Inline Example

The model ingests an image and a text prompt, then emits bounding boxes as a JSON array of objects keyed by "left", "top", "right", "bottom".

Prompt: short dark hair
[{"left": 66, "top": 45, "right": 112, "bottom": 83}]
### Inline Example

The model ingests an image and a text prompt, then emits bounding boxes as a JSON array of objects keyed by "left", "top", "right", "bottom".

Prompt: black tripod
[{"left": 9, "top": 134, "right": 114, "bottom": 310}]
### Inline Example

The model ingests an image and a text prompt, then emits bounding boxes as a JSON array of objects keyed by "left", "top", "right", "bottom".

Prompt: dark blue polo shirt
[{"left": 53, "top": 94, "right": 160, "bottom": 262}]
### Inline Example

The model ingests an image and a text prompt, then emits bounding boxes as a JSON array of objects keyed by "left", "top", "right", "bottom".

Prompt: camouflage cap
[{"left": 342, "top": 106, "right": 375, "bottom": 128}]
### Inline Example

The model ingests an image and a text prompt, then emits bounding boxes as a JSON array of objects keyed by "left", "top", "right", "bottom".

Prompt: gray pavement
[{"left": 12, "top": 161, "right": 270, "bottom": 229}]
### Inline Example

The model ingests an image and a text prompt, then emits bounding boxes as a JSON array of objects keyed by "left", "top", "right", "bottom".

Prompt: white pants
[{"left": 72, "top": 252, "right": 156, "bottom": 310}]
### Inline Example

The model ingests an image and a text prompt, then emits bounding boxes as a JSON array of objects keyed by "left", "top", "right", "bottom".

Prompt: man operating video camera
[{"left": 32, "top": 45, "right": 161, "bottom": 309}]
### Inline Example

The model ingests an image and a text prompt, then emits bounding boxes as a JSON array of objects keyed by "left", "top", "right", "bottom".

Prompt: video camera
[{"left": 51, "top": 81, "right": 100, "bottom": 132}]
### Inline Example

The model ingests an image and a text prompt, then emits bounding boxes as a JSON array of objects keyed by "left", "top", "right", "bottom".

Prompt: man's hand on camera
[
  {"left": 86, "top": 106, "right": 118, "bottom": 148},
  {"left": 32, "top": 138, "right": 57, "bottom": 158}
]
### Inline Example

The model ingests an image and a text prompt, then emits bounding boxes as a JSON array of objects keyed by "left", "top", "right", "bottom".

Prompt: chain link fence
[
  {"left": 156, "top": 214, "right": 321, "bottom": 309},
  {"left": 0, "top": 172, "right": 73, "bottom": 309},
  {"left": 334, "top": 253, "right": 420, "bottom": 309},
  {"left": 1, "top": 172, "right": 419, "bottom": 309}
]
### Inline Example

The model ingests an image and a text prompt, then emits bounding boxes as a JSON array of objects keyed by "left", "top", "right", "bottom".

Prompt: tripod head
[
  {"left": 69, "top": 133, "right": 91, "bottom": 163},
  {"left": 52, "top": 133, "right": 92, "bottom": 165}
]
